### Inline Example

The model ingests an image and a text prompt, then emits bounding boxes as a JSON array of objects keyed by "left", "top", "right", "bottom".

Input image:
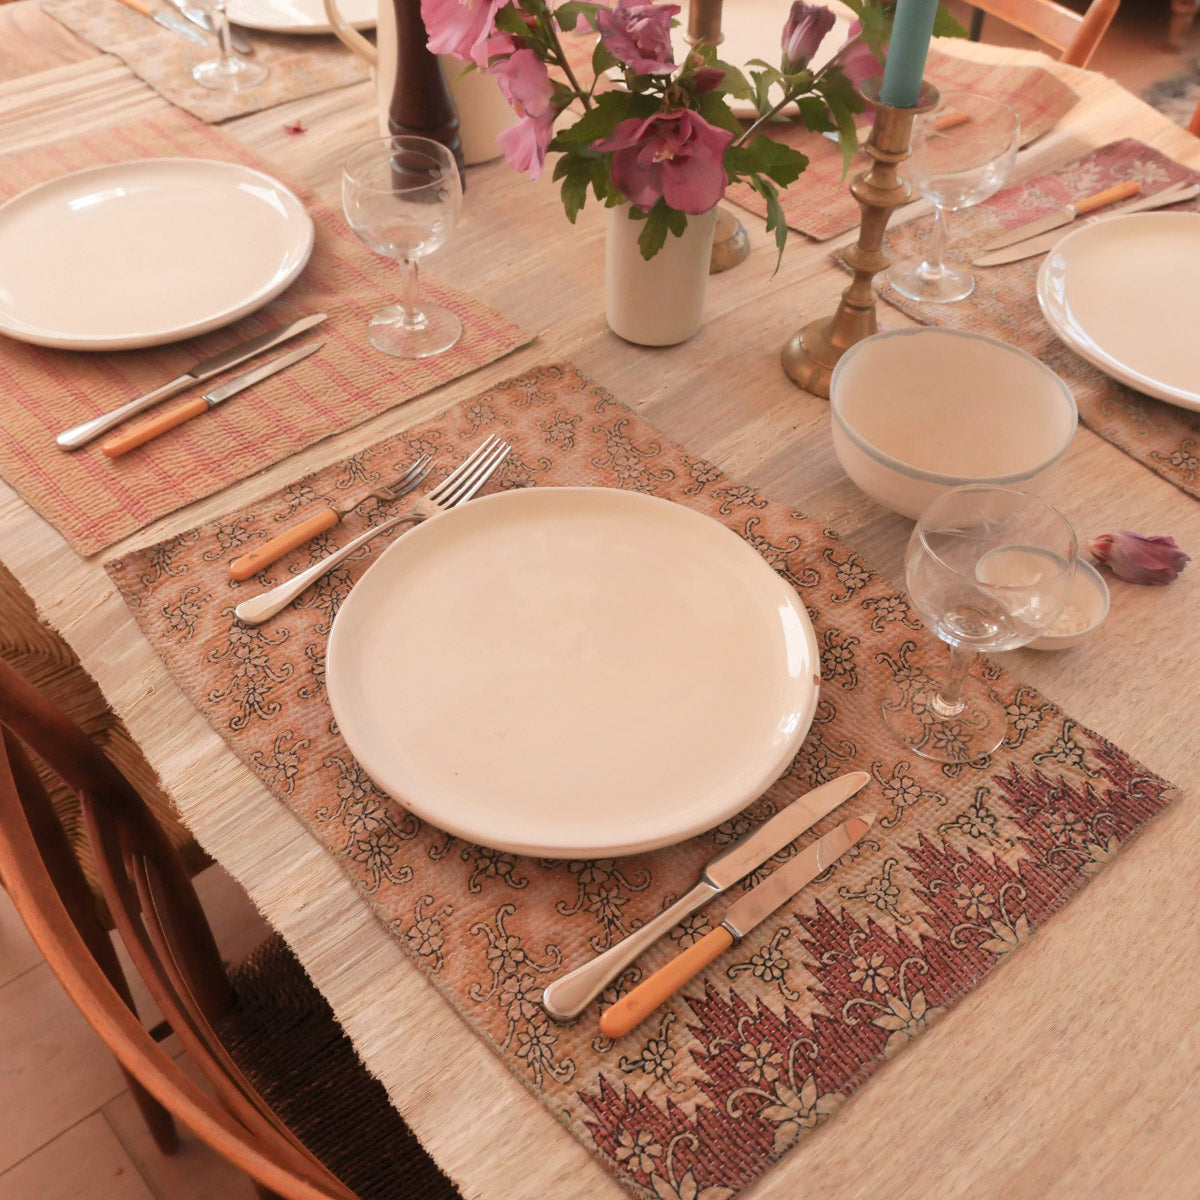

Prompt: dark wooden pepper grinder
[{"left": 387, "top": 0, "right": 466, "bottom": 185}]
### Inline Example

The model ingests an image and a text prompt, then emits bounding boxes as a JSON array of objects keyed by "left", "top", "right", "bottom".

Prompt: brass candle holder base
[{"left": 782, "top": 79, "right": 939, "bottom": 398}]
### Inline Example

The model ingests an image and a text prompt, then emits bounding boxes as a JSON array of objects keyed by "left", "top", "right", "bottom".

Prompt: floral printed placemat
[
  {"left": 42, "top": 0, "right": 368, "bottom": 124},
  {"left": 725, "top": 49, "right": 1079, "bottom": 241},
  {"left": 0, "top": 111, "right": 532, "bottom": 557},
  {"left": 857, "top": 138, "right": 1200, "bottom": 502},
  {"left": 105, "top": 362, "right": 1176, "bottom": 1199}
]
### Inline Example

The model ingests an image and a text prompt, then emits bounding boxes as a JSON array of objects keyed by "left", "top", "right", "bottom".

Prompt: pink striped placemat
[
  {"left": 0, "top": 111, "right": 533, "bottom": 557},
  {"left": 105, "top": 361, "right": 1176, "bottom": 1200},
  {"left": 41, "top": 0, "right": 369, "bottom": 124},
  {"left": 857, "top": 138, "right": 1200, "bottom": 502},
  {"left": 726, "top": 49, "right": 1079, "bottom": 241}
]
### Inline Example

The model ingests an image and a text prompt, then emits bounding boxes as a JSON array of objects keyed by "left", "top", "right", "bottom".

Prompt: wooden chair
[
  {"left": 964, "top": 0, "right": 1121, "bottom": 68},
  {"left": 0, "top": 654, "right": 461, "bottom": 1200},
  {"left": 1188, "top": 97, "right": 1200, "bottom": 137}
]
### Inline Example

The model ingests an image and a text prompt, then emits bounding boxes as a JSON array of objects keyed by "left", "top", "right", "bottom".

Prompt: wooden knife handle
[
  {"left": 228, "top": 509, "right": 341, "bottom": 580},
  {"left": 1075, "top": 180, "right": 1140, "bottom": 214},
  {"left": 101, "top": 397, "right": 209, "bottom": 458},
  {"left": 599, "top": 927, "right": 734, "bottom": 1039}
]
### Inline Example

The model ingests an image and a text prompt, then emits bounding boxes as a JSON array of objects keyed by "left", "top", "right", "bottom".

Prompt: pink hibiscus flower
[
  {"left": 781, "top": 1, "right": 836, "bottom": 71},
  {"left": 831, "top": 20, "right": 884, "bottom": 88},
  {"left": 421, "top": 0, "right": 506, "bottom": 67},
  {"left": 596, "top": 0, "right": 679, "bottom": 75},
  {"left": 491, "top": 48, "right": 557, "bottom": 178}
]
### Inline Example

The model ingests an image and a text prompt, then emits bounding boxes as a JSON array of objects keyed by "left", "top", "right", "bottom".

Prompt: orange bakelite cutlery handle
[
  {"left": 599, "top": 926, "right": 735, "bottom": 1039},
  {"left": 101, "top": 397, "right": 210, "bottom": 457},
  {"left": 228, "top": 508, "right": 341, "bottom": 580},
  {"left": 1074, "top": 179, "right": 1140, "bottom": 214}
]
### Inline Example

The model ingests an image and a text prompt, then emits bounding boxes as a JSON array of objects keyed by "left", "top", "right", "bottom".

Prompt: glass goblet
[
  {"left": 342, "top": 135, "right": 464, "bottom": 359},
  {"left": 191, "top": 0, "right": 268, "bottom": 91},
  {"left": 888, "top": 91, "right": 1020, "bottom": 304},
  {"left": 883, "top": 485, "right": 1077, "bottom": 764}
]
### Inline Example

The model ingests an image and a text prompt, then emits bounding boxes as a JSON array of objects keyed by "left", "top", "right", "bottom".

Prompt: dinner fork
[
  {"left": 233, "top": 435, "right": 512, "bottom": 626},
  {"left": 227, "top": 454, "right": 434, "bottom": 581}
]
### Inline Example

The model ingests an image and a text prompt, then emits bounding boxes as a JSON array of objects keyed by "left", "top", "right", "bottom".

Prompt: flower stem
[{"left": 542, "top": 16, "right": 592, "bottom": 110}]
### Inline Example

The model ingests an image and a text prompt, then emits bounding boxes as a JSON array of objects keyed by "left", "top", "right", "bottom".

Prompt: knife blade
[
  {"left": 164, "top": 0, "right": 255, "bottom": 55},
  {"left": 100, "top": 341, "right": 322, "bottom": 458},
  {"left": 979, "top": 179, "right": 1141, "bottom": 253},
  {"left": 974, "top": 182, "right": 1200, "bottom": 267},
  {"left": 113, "top": 0, "right": 209, "bottom": 42},
  {"left": 599, "top": 816, "right": 873, "bottom": 1038},
  {"left": 56, "top": 312, "right": 328, "bottom": 451},
  {"left": 540, "top": 771, "right": 871, "bottom": 1023}
]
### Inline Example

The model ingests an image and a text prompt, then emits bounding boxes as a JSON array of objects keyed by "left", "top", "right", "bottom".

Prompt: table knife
[
  {"left": 56, "top": 313, "right": 327, "bottom": 451},
  {"left": 979, "top": 180, "right": 1141, "bottom": 253},
  {"left": 541, "top": 771, "right": 871, "bottom": 1024},
  {"left": 974, "top": 182, "right": 1200, "bottom": 267},
  {"left": 100, "top": 341, "right": 321, "bottom": 457},
  {"left": 599, "top": 816, "right": 873, "bottom": 1038},
  {"left": 163, "top": 0, "right": 255, "bottom": 55},
  {"left": 114, "top": 0, "right": 208, "bottom": 43}
]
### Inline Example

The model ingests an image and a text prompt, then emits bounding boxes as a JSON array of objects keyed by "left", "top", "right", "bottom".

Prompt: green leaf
[
  {"left": 742, "top": 134, "right": 808, "bottom": 188},
  {"left": 710, "top": 59, "right": 754, "bottom": 100},
  {"left": 750, "top": 176, "right": 790, "bottom": 273},
  {"left": 818, "top": 68, "right": 865, "bottom": 176},
  {"left": 794, "top": 94, "right": 835, "bottom": 134},
  {"left": 591, "top": 38, "right": 619, "bottom": 76},
  {"left": 493, "top": 4, "right": 531, "bottom": 38},
  {"left": 635, "top": 201, "right": 687, "bottom": 260},
  {"left": 694, "top": 90, "right": 744, "bottom": 137},
  {"left": 856, "top": 1, "right": 890, "bottom": 60},
  {"left": 555, "top": 0, "right": 601, "bottom": 31},
  {"left": 932, "top": 4, "right": 968, "bottom": 37},
  {"left": 550, "top": 90, "right": 640, "bottom": 146}
]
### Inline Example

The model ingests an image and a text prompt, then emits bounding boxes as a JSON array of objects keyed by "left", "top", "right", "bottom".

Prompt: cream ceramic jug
[{"left": 323, "top": 0, "right": 515, "bottom": 165}]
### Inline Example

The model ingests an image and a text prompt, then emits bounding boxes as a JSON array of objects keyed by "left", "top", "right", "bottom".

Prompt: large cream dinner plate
[
  {"left": 326, "top": 487, "right": 821, "bottom": 858},
  {"left": 1037, "top": 212, "right": 1200, "bottom": 412},
  {"left": 227, "top": 0, "right": 373, "bottom": 34},
  {"left": 0, "top": 159, "right": 313, "bottom": 351}
]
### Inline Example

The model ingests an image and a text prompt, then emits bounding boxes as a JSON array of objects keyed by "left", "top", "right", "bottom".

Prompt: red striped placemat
[{"left": 0, "top": 110, "right": 533, "bottom": 557}]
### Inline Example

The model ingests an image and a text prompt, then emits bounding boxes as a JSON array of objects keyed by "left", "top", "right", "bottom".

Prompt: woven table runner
[
  {"left": 104, "top": 362, "right": 1176, "bottom": 1200},
  {"left": 42, "top": 0, "right": 368, "bottom": 124},
  {"left": 726, "top": 49, "right": 1079, "bottom": 241},
  {"left": 0, "top": 111, "right": 532, "bottom": 558},
  {"left": 857, "top": 138, "right": 1200, "bottom": 502}
]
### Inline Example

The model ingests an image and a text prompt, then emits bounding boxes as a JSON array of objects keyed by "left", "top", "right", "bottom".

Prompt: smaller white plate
[
  {"left": 227, "top": 0, "right": 373, "bottom": 34},
  {"left": 1037, "top": 212, "right": 1200, "bottom": 412},
  {"left": 0, "top": 158, "right": 313, "bottom": 351}
]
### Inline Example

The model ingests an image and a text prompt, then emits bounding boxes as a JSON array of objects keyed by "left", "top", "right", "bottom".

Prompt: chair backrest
[
  {"left": 967, "top": 0, "right": 1120, "bottom": 67},
  {"left": 0, "top": 655, "right": 354, "bottom": 1200}
]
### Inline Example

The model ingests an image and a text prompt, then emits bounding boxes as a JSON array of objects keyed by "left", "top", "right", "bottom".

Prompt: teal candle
[{"left": 879, "top": 0, "right": 938, "bottom": 107}]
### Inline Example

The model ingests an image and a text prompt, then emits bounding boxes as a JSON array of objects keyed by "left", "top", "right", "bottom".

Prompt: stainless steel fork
[{"left": 233, "top": 435, "right": 512, "bottom": 626}]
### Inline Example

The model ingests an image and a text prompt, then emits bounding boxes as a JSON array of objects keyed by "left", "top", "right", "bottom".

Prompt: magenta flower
[
  {"left": 597, "top": 0, "right": 680, "bottom": 76},
  {"left": 1088, "top": 532, "right": 1190, "bottom": 585},
  {"left": 831, "top": 20, "right": 883, "bottom": 88},
  {"left": 491, "top": 48, "right": 556, "bottom": 177},
  {"left": 594, "top": 108, "right": 734, "bottom": 213},
  {"left": 421, "top": 0, "right": 505, "bottom": 67},
  {"left": 781, "top": 2, "right": 836, "bottom": 71}
]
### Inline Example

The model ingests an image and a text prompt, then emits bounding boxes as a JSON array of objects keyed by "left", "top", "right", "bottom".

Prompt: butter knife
[
  {"left": 114, "top": 0, "right": 208, "bottom": 43},
  {"left": 164, "top": 0, "right": 255, "bottom": 55},
  {"left": 100, "top": 341, "right": 321, "bottom": 457},
  {"left": 599, "top": 816, "right": 873, "bottom": 1038},
  {"left": 974, "top": 182, "right": 1200, "bottom": 267},
  {"left": 540, "top": 771, "right": 870, "bottom": 1023},
  {"left": 979, "top": 179, "right": 1141, "bottom": 253},
  {"left": 56, "top": 313, "right": 327, "bottom": 450}
]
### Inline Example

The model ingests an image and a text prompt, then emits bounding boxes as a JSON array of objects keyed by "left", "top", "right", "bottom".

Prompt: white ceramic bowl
[
  {"left": 1027, "top": 559, "right": 1110, "bottom": 650},
  {"left": 829, "top": 328, "right": 1078, "bottom": 520}
]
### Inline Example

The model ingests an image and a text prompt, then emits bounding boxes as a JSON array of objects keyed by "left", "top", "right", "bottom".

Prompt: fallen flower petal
[
  {"left": 1088, "top": 531, "right": 1190, "bottom": 585},
  {"left": 283, "top": 121, "right": 307, "bottom": 135}
]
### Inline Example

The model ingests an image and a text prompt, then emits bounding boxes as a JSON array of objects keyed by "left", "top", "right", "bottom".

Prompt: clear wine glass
[
  {"left": 342, "top": 135, "right": 464, "bottom": 359},
  {"left": 888, "top": 91, "right": 1020, "bottom": 303},
  {"left": 883, "top": 485, "right": 1078, "bottom": 764},
  {"left": 191, "top": 0, "right": 268, "bottom": 91}
]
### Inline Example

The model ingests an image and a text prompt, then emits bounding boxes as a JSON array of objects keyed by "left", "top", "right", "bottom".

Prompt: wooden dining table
[{"left": 1, "top": 5, "right": 1198, "bottom": 1196}]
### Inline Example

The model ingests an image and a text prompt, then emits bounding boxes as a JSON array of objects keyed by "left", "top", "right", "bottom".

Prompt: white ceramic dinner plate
[
  {"left": 326, "top": 487, "right": 821, "bottom": 858},
  {"left": 0, "top": 159, "right": 314, "bottom": 351},
  {"left": 227, "top": 0, "right": 373, "bottom": 34},
  {"left": 1037, "top": 212, "right": 1200, "bottom": 412}
]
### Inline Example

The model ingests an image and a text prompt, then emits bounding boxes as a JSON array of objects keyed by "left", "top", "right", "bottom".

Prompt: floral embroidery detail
[
  {"left": 819, "top": 627, "right": 859, "bottom": 690},
  {"left": 618, "top": 1012, "right": 682, "bottom": 1088},
  {"left": 838, "top": 857, "right": 909, "bottom": 923},
  {"left": 556, "top": 859, "right": 652, "bottom": 950},
  {"left": 462, "top": 846, "right": 529, "bottom": 893},
  {"left": 822, "top": 547, "right": 873, "bottom": 603},
  {"left": 1033, "top": 717, "right": 1099, "bottom": 776},
  {"left": 614, "top": 1128, "right": 662, "bottom": 1176},
  {"left": 681, "top": 455, "right": 722, "bottom": 495},
  {"left": 404, "top": 895, "right": 453, "bottom": 970},
  {"left": 1003, "top": 686, "right": 1048, "bottom": 748},
  {"left": 206, "top": 619, "right": 294, "bottom": 730},
  {"left": 861, "top": 592, "right": 921, "bottom": 633},
  {"left": 1151, "top": 439, "right": 1200, "bottom": 482},
  {"left": 727, "top": 928, "right": 801, "bottom": 1001},
  {"left": 162, "top": 584, "right": 210, "bottom": 642},
  {"left": 249, "top": 728, "right": 311, "bottom": 794},
  {"left": 591, "top": 417, "right": 674, "bottom": 492},
  {"left": 757, "top": 1074, "right": 845, "bottom": 1153},
  {"left": 537, "top": 407, "right": 580, "bottom": 449}
]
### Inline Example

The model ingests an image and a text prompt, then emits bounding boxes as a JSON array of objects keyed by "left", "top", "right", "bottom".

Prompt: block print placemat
[
  {"left": 726, "top": 49, "right": 1079, "bottom": 241},
  {"left": 105, "top": 362, "right": 1176, "bottom": 1199},
  {"left": 0, "top": 111, "right": 533, "bottom": 557},
  {"left": 42, "top": 0, "right": 369, "bottom": 124},
  {"left": 859, "top": 138, "right": 1200, "bottom": 502}
]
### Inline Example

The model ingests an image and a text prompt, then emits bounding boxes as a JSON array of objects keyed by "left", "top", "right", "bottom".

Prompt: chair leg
[
  {"left": 253, "top": 1182, "right": 286, "bottom": 1200},
  {"left": 124, "top": 1066, "right": 181, "bottom": 1154}
]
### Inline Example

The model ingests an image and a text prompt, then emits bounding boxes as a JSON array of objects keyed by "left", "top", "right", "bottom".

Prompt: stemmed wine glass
[
  {"left": 342, "top": 135, "right": 464, "bottom": 359},
  {"left": 191, "top": 0, "right": 267, "bottom": 91},
  {"left": 883, "top": 485, "right": 1078, "bottom": 764},
  {"left": 888, "top": 91, "right": 1020, "bottom": 303}
]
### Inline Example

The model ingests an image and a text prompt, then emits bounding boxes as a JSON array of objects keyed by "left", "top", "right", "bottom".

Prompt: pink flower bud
[
  {"left": 1088, "top": 531, "right": 1190, "bottom": 585},
  {"left": 781, "top": 1, "right": 836, "bottom": 71}
]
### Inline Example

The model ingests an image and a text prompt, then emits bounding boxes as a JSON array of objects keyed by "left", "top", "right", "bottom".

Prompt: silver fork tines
[{"left": 233, "top": 435, "right": 512, "bottom": 626}]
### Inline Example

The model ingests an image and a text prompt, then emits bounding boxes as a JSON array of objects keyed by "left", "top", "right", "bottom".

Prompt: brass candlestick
[{"left": 781, "top": 78, "right": 939, "bottom": 397}]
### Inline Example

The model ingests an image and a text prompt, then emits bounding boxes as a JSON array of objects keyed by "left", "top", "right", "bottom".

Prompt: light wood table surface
[{"left": 1, "top": 7, "right": 1198, "bottom": 1196}]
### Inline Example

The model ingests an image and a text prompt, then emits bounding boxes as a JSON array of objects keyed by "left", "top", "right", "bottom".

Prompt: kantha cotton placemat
[
  {"left": 41, "top": 0, "right": 368, "bottom": 125},
  {"left": 0, "top": 110, "right": 532, "bottom": 558},
  {"left": 105, "top": 361, "right": 1176, "bottom": 1200},
  {"left": 854, "top": 138, "right": 1200, "bottom": 502},
  {"left": 725, "top": 49, "right": 1079, "bottom": 241}
]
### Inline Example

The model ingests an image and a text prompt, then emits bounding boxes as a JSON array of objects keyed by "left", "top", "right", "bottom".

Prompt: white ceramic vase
[{"left": 604, "top": 205, "right": 718, "bottom": 346}]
